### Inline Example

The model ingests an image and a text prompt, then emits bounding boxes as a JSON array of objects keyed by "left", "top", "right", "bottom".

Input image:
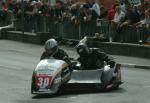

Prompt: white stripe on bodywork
[{"left": 35, "top": 59, "right": 68, "bottom": 85}]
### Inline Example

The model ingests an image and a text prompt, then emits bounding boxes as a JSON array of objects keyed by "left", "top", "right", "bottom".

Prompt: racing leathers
[
  {"left": 77, "top": 48, "right": 115, "bottom": 69},
  {"left": 40, "top": 48, "right": 71, "bottom": 65}
]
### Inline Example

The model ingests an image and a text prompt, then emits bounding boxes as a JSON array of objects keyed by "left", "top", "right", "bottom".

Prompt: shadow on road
[{"left": 32, "top": 87, "right": 126, "bottom": 99}]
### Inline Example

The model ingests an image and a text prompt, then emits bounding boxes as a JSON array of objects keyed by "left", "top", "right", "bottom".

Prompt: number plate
[{"left": 36, "top": 75, "right": 52, "bottom": 89}]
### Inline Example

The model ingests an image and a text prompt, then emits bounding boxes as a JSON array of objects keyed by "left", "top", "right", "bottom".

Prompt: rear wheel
[
  {"left": 100, "top": 71, "right": 115, "bottom": 90},
  {"left": 100, "top": 71, "right": 108, "bottom": 90}
]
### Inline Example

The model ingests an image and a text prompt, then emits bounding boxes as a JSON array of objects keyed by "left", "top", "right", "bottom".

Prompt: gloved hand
[
  {"left": 63, "top": 56, "right": 72, "bottom": 66},
  {"left": 79, "top": 36, "right": 87, "bottom": 44},
  {"left": 108, "top": 60, "right": 115, "bottom": 68}
]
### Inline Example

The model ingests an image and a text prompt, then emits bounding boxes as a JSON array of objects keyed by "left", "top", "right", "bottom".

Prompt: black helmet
[{"left": 76, "top": 44, "right": 90, "bottom": 56}]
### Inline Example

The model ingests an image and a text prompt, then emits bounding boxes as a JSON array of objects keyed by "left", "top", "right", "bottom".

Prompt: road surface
[{"left": 0, "top": 40, "right": 150, "bottom": 103}]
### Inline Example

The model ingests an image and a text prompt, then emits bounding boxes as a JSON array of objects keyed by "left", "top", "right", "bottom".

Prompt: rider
[
  {"left": 76, "top": 37, "right": 115, "bottom": 69},
  {"left": 40, "top": 38, "right": 71, "bottom": 65}
]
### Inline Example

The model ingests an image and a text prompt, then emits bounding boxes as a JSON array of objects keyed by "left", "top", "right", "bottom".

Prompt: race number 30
[{"left": 36, "top": 76, "right": 52, "bottom": 88}]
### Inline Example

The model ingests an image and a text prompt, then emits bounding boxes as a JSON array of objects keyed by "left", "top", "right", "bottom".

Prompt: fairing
[{"left": 32, "top": 59, "right": 69, "bottom": 94}]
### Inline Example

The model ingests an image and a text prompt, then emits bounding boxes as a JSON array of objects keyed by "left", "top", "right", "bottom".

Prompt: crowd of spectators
[
  {"left": 0, "top": 0, "right": 150, "bottom": 42},
  {"left": 111, "top": 0, "right": 150, "bottom": 42},
  {"left": 0, "top": 0, "right": 101, "bottom": 23}
]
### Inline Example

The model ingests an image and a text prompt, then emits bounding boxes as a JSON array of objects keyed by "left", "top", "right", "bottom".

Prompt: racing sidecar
[{"left": 31, "top": 58, "right": 122, "bottom": 95}]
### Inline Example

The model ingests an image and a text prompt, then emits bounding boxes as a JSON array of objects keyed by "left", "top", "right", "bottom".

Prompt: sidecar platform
[{"left": 62, "top": 69, "right": 104, "bottom": 92}]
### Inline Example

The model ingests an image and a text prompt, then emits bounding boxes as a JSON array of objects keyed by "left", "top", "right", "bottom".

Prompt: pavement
[{"left": 112, "top": 55, "right": 150, "bottom": 70}]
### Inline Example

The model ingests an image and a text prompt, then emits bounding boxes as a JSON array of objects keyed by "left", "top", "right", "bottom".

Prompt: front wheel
[{"left": 31, "top": 72, "right": 36, "bottom": 94}]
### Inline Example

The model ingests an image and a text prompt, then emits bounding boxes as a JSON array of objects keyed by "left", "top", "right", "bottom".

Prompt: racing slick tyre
[
  {"left": 31, "top": 72, "right": 36, "bottom": 94},
  {"left": 101, "top": 71, "right": 121, "bottom": 90},
  {"left": 100, "top": 71, "right": 107, "bottom": 90},
  {"left": 100, "top": 70, "right": 113, "bottom": 90},
  {"left": 55, "top": 85, "right": 63, "bottom": 96}
]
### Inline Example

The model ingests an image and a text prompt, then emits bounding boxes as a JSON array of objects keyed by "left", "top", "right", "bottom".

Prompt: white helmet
[{"left": 45, "top": 39, "right": 58, "bottom": 54}]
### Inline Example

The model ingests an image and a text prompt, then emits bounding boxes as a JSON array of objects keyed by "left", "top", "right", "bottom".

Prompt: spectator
[
  {"left": 135, "top": 8, "right": 150, "bottom": 28},
  {"left": 81, "top": 0, "right": 100, "bottom": 21},
  {"left": 26, "top": 1, "right": 38, "bottom": 16},
  {"left": 80, "top": 3, "right": 91, "bottom": 22},
  {"left": 120, "top": 0, "right": 125, "bottom": 13},
  {"left": 107, "top": 4, "right": 115, "bottom": 21},
  {"left": 99, "top": 5, "right": 108, "bottom": 19},
  {"left": 114, "top": 5, "right": 140, "bottom": 42},
  {"left": 112, "top": 5, "right": 125, "bottom": 23},
  {"left": 119, "top": 5, "right": 140, "bottom": 29},
  {"left": 111, "top": 5, "right": 125, "bottom": 41},
  {"left": 107, "top": 0, "right": 122, "bottom": 21},
  {"left": 44, "top": 4, "right": 55, "bottom": 17},
  {"left": 0, "top": 2, "right": 8, "bottom": 21},
  {"left": 136, "top": 0, "right": 150, "bottom": 20},
  {"left": 70, "top": 2, "right": 80, "bottom": 24},
  {"left": 2, "top": 1, "right": 8, "bottom": 11},
  {"left": 89, "top": 0, "right": 100, "bottom": 18},
  {"left": 24, "top": 1, "right": 39, "bottom": 32},
  {"left": 62, "top": 0, "right": 71, "bottom": 19},
  {"left": 54, "top": 0, "right": 64, "bottom": 18},
  {"left": 84, "top": 0, "right": 92, "bottom": 8},
  {"left": 13, "top": 1, "right": 22, "bottom": 19},
  {"left": 93, "top": 32, "right": 105, "bottom": 41},
  {"left": 144, "top": 0, "right": 150, "bottom": 9}
]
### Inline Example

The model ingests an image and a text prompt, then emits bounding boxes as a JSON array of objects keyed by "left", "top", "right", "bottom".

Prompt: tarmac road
[{"left": 0, "top": 40, "right": 150, "bottom": 103}]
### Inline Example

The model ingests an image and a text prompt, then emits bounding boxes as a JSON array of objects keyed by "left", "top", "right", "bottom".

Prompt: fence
[
  {"left": 0, "top": 11, "right": 12, "bottom": 27},
  {"left": 1, "top": 13, "right": 150, "bottom": 44},
  {"left": 13, "top": 17, "right": 110, "bottom": 40}
]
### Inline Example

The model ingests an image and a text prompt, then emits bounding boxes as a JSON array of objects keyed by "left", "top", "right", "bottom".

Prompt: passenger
[
  {"left": 76, "top": 37, "right": 115, "bottom": 69},
  {"left": 40, "top": 38, "right": 71, "bottom": 65}
]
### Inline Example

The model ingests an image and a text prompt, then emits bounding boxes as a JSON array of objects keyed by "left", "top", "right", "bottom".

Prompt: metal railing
[
  {"left": 0, "top": 11, "right": 12, "bottom": 27},
  {"left": 1, "top": 13, "right": 150, "bottom": 44}
]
